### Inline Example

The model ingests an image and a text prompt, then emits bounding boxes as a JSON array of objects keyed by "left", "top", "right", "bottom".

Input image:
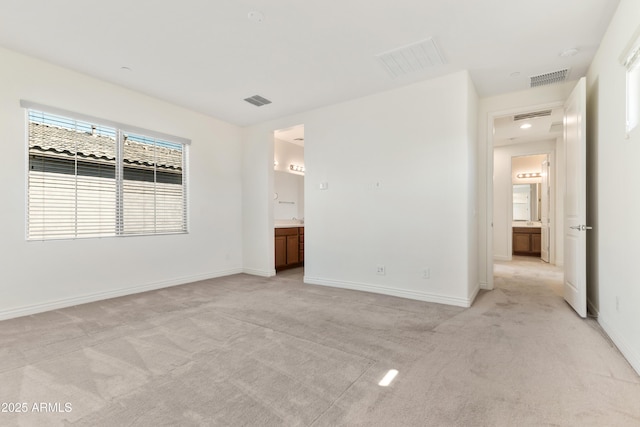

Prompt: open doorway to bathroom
[
  {"left": 273, "top": 125, "right": 305, "bottom": 277},
  {"left": 511, "top": 154, "right": 550, "bottom": 261},
  {"left": 491, "top": 106, "right": 564, "bottom": 288}
]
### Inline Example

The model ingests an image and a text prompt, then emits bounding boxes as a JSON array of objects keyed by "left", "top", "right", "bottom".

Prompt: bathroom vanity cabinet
[
  {"left": 512, "top": 227, "right": 541, "bottom": 256},
  {"left": 275, "top": 227, "right": 304, "bottom": 270}
]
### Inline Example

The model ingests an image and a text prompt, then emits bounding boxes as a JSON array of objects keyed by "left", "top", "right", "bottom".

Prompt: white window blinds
[
  {"left": 28, "top": 111, "right": 118, "bottom": 239},
  {"left": 121, "top": 133, "right": 186, "bottom": 235},
  {"left": 25, "top": 106, "right": 188, "bottom": 240}
]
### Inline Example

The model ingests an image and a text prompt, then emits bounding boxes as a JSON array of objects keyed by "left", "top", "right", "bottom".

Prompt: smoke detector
[
  {"left": 559, "top": 48, "right": 579, "bottom": 57},
  {"left": 248, "top": 11, "right": 265, "bottom": 23}
]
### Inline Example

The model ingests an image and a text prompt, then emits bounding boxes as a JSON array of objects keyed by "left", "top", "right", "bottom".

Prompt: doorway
[
  {"left": 273, "top": 124, "right": 305, "bottom": 276},
  {"left": 511, "top": 154, "right": 550, "bottom": 261},
  {"left": 490, "top": 106, "right": 564, "bottom": 283},
  {"left": 486, "top": 79, "right": 588, "bottom": 318}
]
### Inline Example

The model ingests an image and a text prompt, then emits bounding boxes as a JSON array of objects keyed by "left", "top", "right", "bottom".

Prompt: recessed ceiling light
[
  {"left": 510, "top": 71, "right": 521, "bottom": 78},
  {"left": 559, "top": 48, "right": 579, "bottom": 57},
  {"left": 248, "top": 11, "right": 265, "bottom": 23},
  {"left": 520, "top": 123, "right": 532, "bottom": 129},
  {"left": 120, "top": 66, "right": 132, "bottom": 72}
]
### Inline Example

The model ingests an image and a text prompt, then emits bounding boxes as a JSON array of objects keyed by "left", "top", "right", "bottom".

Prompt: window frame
[
  {"left": 621, "top": 28, "right": 640, "bottom": 137},
  {"left": 22, "top": 101, "right": 190, "bottom": 241}
]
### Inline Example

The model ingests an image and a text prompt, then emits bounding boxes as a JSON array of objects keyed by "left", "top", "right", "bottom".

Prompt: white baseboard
[
  {"left": 304, "top": 276, "right": 474, "bottom": 308},
  {"left": 243, "top": 268, "right": 276, "bottom": 277},
  {"left": 599, "top": 315, "right": 640, "bottom": 376},
  {"left": 493, "top": 255, "right": 511, "bottom": 262},
  {"left": 0, "top": 268, "right": 243, "bottom": 322},
  {"left": 468, "top": 282, "right": 481, "bottom": 306},
  {"left": 479, "top": 281, "right": 492, "bottom": 290}
]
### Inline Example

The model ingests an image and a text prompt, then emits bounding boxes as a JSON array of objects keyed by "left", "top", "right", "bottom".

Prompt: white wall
[
  {"left": 585, "top": 0, "right": 640, "bottom": 375},
  {"left": 466, "top": 73, "right": 480, "bottom": 302},
  {"left": 493, "top": 141, "right": 557, "bottom": 261},
  {"left": 0, "top": 47, "right": 244, "bottom": 319},
  {"left": 511, "top": 154, "right": 547, "bottom": 184},
  {"left": 274, "top": 137, "right": 304, "bottom": 174},
  {"left": 478, "top": 82, "right": 575, "bottom": 288},
  {"left": 244, "top": 71, "right": 479, "bottom": 307}
]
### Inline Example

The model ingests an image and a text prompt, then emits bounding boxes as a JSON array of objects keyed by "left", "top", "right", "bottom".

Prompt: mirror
[
  {"left": 274, "top": 171, "right": 304, "bottom": 220},
  {"left": 513, "top": 183, "right": 541, "bottom": 221}
]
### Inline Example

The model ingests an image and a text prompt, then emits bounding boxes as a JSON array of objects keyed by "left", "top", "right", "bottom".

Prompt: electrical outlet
[
  {"left": 376, "top": 265, "right": 386, "bottom": 275},
  {"left": 422, "top": 268, "right": 430, "bottom": 279}
]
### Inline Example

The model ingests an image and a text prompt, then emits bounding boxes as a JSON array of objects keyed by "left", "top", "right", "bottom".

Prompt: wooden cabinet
[
  {"left": 531, "top": 232, "right": 541, "bottom": 254},
  {"left": 275, "top": 227, "right": 304, "bottom": 271},
  {"left": 513, "top": 227, "right": 541, "bottom": 256},
  {"left": 298, "top": 227, "right": 304, "bottom": 263}
]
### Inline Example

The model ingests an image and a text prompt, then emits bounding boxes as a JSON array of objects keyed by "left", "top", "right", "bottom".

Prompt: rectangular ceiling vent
[
  {"left": 530, "top": 69, "right": 570, "bottom": 88},
  {"left": 376, "top": 37, "right": 445, "bottom": 78},
  {"left": 514, "top": 110, "right": 552, "bottom": 121},
  {"left": 244, "top": 95, "right": 272, "bottom": 107}
]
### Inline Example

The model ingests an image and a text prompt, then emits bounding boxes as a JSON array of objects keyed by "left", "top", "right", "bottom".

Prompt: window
[
  {"left": 25, "top": 104, "right": 188, "bottom": 240},
  {"left": 623, "top": 31, "right": 640, "bottom": 135},
  {"left": 121, "top": 132, "right": 186, "bottom": 235}
]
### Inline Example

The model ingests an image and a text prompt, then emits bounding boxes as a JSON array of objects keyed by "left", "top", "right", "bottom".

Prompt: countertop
[
  {"left": 512, "top": 222, "right": 542, "bottom": 228},
  {"left": 275, "top": 221, "right": 304, "bottom": 228}
]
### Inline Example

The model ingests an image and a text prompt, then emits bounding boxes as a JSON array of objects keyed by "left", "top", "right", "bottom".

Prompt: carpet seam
[{"left": 308, "top": 361, "right": 376, "bottom": 427}]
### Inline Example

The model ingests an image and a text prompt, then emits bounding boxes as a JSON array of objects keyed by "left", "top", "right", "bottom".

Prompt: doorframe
[
  {"left": 485, "top": 100, "right": 564, "bottom": 290},
  {"left": 506, "top": 151, "right": 554, "bottom": 261},
  {"left": 271, "top": 124, "right": 306, "bottom": 276}
]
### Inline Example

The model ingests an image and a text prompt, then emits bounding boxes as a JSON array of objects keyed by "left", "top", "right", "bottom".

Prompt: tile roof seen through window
[{"left": 28, "top": 122, "right": 182, "bottom": 171}]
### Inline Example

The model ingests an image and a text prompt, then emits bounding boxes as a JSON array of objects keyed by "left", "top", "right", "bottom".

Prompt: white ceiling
[
  {"left": 274, "top": 124, "right": 305, "bottom": 147},
  {"left": 0, "top": 0, "right": 619, "bottom": 126},
  {"left": 493, "top": 107, "right": 565, "bottom": 146}
]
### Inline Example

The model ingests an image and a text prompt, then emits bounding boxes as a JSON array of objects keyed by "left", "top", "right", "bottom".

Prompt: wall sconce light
[
  {"left": 516, "top": 172, "right": 541, "bottom": 179},
  {"left": 274, "top": 160, "right": 278, "bottom": 168},
  {"left": 290, "top": 164, "right": 305, "bottom": 173}
]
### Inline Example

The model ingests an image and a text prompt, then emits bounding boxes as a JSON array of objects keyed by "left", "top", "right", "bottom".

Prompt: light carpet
[{"left": 0, "top": 257, "right": 639, "bottom": 426}]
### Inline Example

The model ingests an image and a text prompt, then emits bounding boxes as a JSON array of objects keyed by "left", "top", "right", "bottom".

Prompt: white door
[
  {"left": 564, "top": 77, "right": 589, "bottom": 318},
  {"left": 540, "top": 156, "right": 550, "bottom": 263}
]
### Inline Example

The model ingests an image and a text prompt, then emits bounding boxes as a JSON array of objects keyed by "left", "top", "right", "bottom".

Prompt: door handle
[{"left": 570, "top": 225, "right": 593, "bottom": 231}]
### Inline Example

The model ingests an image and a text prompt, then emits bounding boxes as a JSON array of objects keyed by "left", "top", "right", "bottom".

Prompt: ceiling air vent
[
  {"left": 530, "top": 69, "right": 570, "bottom": 88},
  {"left": 376, "top": 37, "right": 445, "bottom": 78},
  {"left": 244, "top": 95, "right": 272, "bottom": 107},
  {"left": 514, "top": 110, "right": 552, "bottom": 121},
  {"left": 293, "top": 138, "right": 304, "bottom": 141}
]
